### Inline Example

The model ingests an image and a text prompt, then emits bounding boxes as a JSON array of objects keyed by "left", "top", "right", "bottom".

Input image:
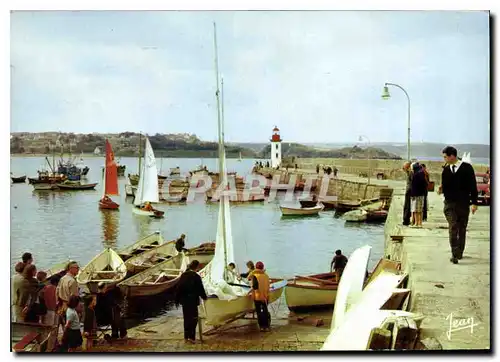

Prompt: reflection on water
[{"left": 101, "top": 210, "right": 119, "bottom": 249}]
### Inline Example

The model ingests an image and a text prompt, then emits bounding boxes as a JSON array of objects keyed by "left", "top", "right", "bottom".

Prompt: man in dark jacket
[
  {"left": 175, "top": 260, "right": 208, "bottom": 343},
  {"left": 439, "top": 146, "right": 478, "bottom": 264}
]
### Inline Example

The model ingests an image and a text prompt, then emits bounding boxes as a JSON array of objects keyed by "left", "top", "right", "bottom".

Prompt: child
[
  {"left": 82, "top": 294, "right": 97, "bottom": 351},
  {"left": 62, "top": 295, "right": 83, "bottom": 352}
]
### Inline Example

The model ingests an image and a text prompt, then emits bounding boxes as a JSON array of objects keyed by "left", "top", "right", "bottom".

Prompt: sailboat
[
  {"left": 237, "top": 152, "right": 242, "bottom": 162},
  {"left": 132, "top": 137, "right": 165, "bottom": 218},
  {"left": 99, "top": 139, "right": 120, "bottom": 210},
  {"left": 198, "top": 23, "right": 285, "bottom": 329}
]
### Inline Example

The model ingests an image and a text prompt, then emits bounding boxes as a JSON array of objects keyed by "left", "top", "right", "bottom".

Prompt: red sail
[{"left": 105, "top": 139, "right": 119, "bottom": 196}]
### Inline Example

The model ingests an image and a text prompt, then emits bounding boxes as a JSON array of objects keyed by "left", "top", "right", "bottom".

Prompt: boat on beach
[
  {"left": 124, "top": 240, "right": 178, "bottom": 275},
  {"left": 118, "top": 253, "right": 189, "bottom": 298},
  {"left": 77, "top": 248, "right": 128, "bottom": 293},
  {"left": 280, "top": 203, "right": 324, "bottom": 216},
  {"left": 285, "top": 272, "right": 338, "bottom": 312},
  {"left": 117, "top": 231, "right": 165, "bottom": 261}
]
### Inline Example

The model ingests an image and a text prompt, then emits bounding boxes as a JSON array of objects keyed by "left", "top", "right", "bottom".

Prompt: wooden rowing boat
[
  {"left": 285, "top": 272, "right": 338, "bottom": 312},
  {"left": 118, "top": 253, "right": 188, "bottom": 298},
  {"left": 285, "top": 259, "right": 403, "bottom": 313},
  {"left": 366, "top": 209, "right": 388, "bottom": 223},
  {"left": 125, "top": 241, "right": 178, "bottom": 275},
  {"left": 76, "top": 248, "right": 127, "bottom": 293},
  {"left": 117, "top": 231, "right": 164, "bottom": 261},
  {"left": 280, "top": 203, "right": 324, "bottom": 216},
  {"left": 299, "top": 200, "right": 318, "bottom": 208},
  {"left": 12, "top": 322, "right": 58, "bottom": 352},
  {"left": 32, "top": 184, "right": 59, "bottom": 191}
]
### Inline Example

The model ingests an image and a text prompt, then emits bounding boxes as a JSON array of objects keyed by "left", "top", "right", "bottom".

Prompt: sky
[{"left": 10, "top": 11, "right": 490, "bottom": 144}]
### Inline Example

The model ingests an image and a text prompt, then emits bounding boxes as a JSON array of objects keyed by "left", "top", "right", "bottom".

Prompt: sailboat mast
[
  {"left": 213, "top": 22, "right": 228, "bottom": 276},
  {"left": 138, "top": 132, "right": 142, "bottom": 175}
]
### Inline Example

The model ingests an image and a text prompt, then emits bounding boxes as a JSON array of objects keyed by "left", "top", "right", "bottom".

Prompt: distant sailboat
[
  {"left": 237, "top": 152, "right": 242, "bottom": 162},
  {"left": 99, "top": 139, "right": 120, "bottom": 210},
  {"left": 132, "top": 137, "right": 164, "bottom": 218}
]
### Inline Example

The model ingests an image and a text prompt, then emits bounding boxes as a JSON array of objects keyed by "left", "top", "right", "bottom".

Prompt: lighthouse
[{"left": 270, "top": 126, "right": 282, "bottom": 168}]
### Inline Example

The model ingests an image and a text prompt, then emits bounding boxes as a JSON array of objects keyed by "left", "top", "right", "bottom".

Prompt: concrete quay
[{"left": 384, "top": 186, "right": 491, "bottom": 350}]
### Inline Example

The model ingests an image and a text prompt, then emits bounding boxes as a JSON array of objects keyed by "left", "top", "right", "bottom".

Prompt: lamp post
[
  {"left": 381, "top": 82, "right": 411, "bottom": 161},
  {"left": 358, "top": 135, "right": 371, "bottom": 185}
]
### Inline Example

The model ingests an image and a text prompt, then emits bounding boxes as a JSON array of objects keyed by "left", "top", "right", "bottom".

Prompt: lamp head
[{"left": 381, "top": 85, "right": 391, "bottom": 100}]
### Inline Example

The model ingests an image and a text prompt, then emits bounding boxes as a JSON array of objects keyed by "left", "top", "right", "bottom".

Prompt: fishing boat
[
  {"left": 99, "top": 139, "right": 120, "bottom": 210},
  {"left": 118, "top": 253, "right": 189, "bottom": 298},
  {"left": 132, "top": 137, "right": 164, "bottom": 217},
  {"left": 280, "top": 203, "right": 324, "bottom": 216},
  {"left": 124, "top": 240, "right": 178, "bottom": 275},
  {"left": 56, "top": 181, "right": 98, "bottom": 190},
  {"left": 11, "top": 175, "right": 27, "bottom": 183},
  {"left": 322, "top": 201, "right": 337, "bottom": 210},
  {"left": 198, "top": 24, "right": 285, "bottom": 329},
  {"left": 342, "top": 209, "right": 368, "bottom": 222},
  {"left": 76, "top": 248, "right": 128, "bottom": 293},
  {"left": 117, "top": 231, "right": 164, "bottom": 261}
]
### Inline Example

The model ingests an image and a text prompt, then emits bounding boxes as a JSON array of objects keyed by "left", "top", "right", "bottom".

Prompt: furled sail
[{"left": 103, "top": 139, "right": 119, "bottom": 197}]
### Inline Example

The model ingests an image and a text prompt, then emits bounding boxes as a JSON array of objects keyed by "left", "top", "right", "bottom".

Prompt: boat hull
[
  {"left": 118, "top": 231, "right": 163, "bottom": 261},
  {"left": 285, "top": 283, "right": 337, "bottom": 312},
  {"left": 201, "top": 280, "right": 285, "bottom": 327},
  {"left": 132, "top": 207, "right": 165, "bottom": 217},
  {"left": 124, "top": 184, "right": 135, "bottom": 196},
  {"left": 99, "top": 199, "right": 119, "bottom": 209},
  {"left": 285, "top": 273, "right": 338, "bottom": 311},
  {"left": 57, "top": 183, "right": 97, "bottom": 190},
  {"left": 343, "top": 209, "right": 368, "bottom": 222},
  {"left": 11, "top": 176, "right": 27, "bottom": 183},
  {"left": 32, "top": 184, "right": 59, "bottom": 191},
  {"left": 280, "top": 204, "right": 324, "bottom": 216},
  {"left": 77, "top": 248, "right": 127, "bottom": 294}
]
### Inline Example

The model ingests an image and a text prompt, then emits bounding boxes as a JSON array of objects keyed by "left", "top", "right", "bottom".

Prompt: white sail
[
  {"left": 330, "top": 245, "right": 371, "bottom": 330},
  {"left": 134, "top": 138, "right": 159, "bottom": 206}
]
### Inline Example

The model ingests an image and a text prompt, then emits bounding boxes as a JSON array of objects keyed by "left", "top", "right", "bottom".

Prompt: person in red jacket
[{"left": 251, "top": 261, "right": 271, "bottom": 332}]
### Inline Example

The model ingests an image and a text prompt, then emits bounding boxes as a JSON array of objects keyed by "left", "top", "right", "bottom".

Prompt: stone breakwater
[
  {"left": 164, "top": 171, "right": 391, "bottom": 203},
  {"left": 383, "top": 181, "right": 490, "bottom": 350},
  {"left": 296, "top": 158, "right": 489, "bottom": 183}
]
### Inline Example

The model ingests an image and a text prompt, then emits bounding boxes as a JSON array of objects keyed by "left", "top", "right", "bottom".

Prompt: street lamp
[
  {"left": 358, "top": 135, "right": 371, "bottom": 185},
  {"left": 381, "top": 82, "right": 411, "bottom": 161}
]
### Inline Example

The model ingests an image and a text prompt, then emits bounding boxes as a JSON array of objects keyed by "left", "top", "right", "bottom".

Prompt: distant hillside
[
  {"left": 302, "top": 142, "right": 490, "bottom": 159},
  {"left": 258, "top": 143, "right": 401, "bottom": 160}
]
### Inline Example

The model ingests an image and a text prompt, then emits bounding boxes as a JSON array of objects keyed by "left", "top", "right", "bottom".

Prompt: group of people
[
  {"left": 316, "top": 164, "right": 339, "bottom": 177},
  {"left": 174, "top": 258, "right": 273, "bottom": 344},
  {"left": 402, "top": 161, "right": 430, "bottom": 228},
  {"left": 402, "top": 146, "right": 479, "bottom": 265},
  {"left": 12, "top": 253, "right": 128, "bottom": 352}
]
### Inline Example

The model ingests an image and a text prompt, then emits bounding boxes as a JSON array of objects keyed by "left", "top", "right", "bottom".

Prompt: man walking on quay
[
  {"left": 439, "top": 146, "right": 478, "bottom": 264},
  {"left": 175, "top": 260, "right": 207, "bottom": 344}
]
